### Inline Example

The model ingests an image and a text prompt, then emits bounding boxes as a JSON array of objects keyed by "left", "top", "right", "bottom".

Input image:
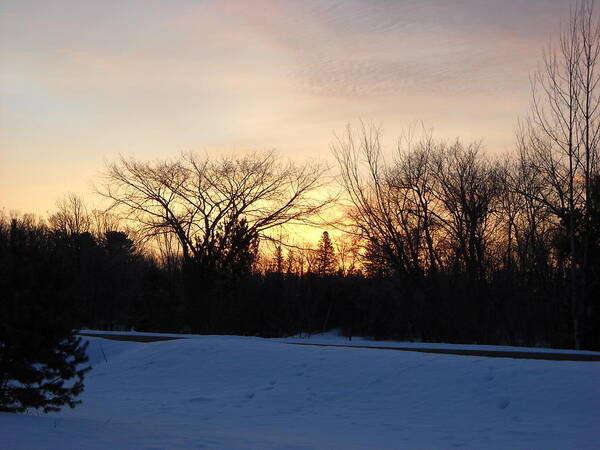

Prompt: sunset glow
[{"left": 1, "top": 0, "right": 565, "bottom": 214}]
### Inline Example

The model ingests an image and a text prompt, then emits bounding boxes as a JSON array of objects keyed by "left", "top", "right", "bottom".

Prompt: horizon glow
[{"left": 1, "top": 0, "right": 566, "bottom": 215}]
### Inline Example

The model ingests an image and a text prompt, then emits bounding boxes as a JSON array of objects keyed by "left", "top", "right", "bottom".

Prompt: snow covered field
[{"left": 1, "top": 333, "right": 599, "bottom": 449}]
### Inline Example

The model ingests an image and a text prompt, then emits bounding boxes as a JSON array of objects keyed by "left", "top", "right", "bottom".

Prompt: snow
[
  {"left": 280, "top": 329, "right": 600, "bottom": 355},
  {"left": 79, "top": 328, "right": 600, "bottom": 355},
  {"left": 2, "top": 333, "right": 599, "bottom": 449}
]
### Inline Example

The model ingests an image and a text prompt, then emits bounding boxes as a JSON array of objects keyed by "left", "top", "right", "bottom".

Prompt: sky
[{"left": 0, "top": 0, "right": 567, "bottom": 215}]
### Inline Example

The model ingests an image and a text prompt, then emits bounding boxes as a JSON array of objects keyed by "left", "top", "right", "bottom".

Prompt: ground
[{"left": 1, "top": 332, "right": 599, "bottom": 449}]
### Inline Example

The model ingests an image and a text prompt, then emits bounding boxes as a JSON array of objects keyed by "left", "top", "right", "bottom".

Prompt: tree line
[{"left": 2, "top": 124, "right": 598, "bottom": 349}]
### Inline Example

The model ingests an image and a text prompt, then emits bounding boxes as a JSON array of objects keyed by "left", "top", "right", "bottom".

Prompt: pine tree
[
  {"left": 273, "top": 245, "right": 284, "bottom": 273},
  {"left": 316, "top": 231, "right": 336, "bottom": 276},
  {"left": 212, "top": 217, "right": 259, "bottom": 277},
  {"left": 0, "top": 217, "right": 90, "bottom": 413}
]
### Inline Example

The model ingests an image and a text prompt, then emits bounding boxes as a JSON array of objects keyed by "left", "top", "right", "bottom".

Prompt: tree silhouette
[
  {"left": 316, "top": 231, "right": 336, "bottom": 276},
  {"left": 0, "top": 216, "right": 90, "bottom": 413}
]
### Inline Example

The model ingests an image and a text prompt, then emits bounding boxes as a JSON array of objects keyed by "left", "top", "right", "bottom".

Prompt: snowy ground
[{"left": 1, "top": 332, "right": 599, "bottom": 449}]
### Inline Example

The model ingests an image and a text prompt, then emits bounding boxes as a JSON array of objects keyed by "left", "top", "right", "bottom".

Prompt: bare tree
[
  {"left": 523, "top": 0, "right": 600, "bottom": 348},
  {"left": 333, "top": 123, "right": 415, "bottom": 278},
  {"left": 89, "top": 209, "right": 120, "bottom": 237},
  {"left": 48, "top": 194, "right": 91, "bottom": 236},
  {"left": 97, "top": 151, "right": 330, "bottom": 273},
  {"left": 335, "top": 234, "right": 361, "bottom": 276},
  {"left": 333, "top": 123, "right": 501, "bottom": 281},
  {"left": 388, "top": 130, "right": 442, "bottom": 274},
  {"left": 509, "top": 130, "right": 555, "bottom": 275},
  {"left": 429, "top": 141, "right": 502, "bottom": 280}
]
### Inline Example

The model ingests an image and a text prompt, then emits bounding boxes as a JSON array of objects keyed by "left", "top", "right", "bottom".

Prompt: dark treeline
[
  {"left": 2, "top": 133, "right": 599, "bottom": 350},
  {"left": 332, "top": 129, "right": 600, "bottom": 350}
]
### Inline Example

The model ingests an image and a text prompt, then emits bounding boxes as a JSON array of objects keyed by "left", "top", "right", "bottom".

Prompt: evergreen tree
[
  {"left": 216, "top": 217, "right": 259, "bottom": 277},
  {"left": 273, "top": 245, "right": 284, "bottom": 274},
  {"left": 316, "top": 231, "right": 336, "bottom": 276},
  {"left": 0, "top": 217, "right": 90, "bottom": 413}
]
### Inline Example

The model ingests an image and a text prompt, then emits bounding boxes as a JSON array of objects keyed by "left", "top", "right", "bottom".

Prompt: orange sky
[{"left": 0, "top": 0, "right": 566, "bottom": 216}]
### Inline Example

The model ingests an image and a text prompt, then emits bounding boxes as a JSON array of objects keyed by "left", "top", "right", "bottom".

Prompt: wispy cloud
[{"left": 0, "top": 0, "right": 568, "bottom": 212}]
